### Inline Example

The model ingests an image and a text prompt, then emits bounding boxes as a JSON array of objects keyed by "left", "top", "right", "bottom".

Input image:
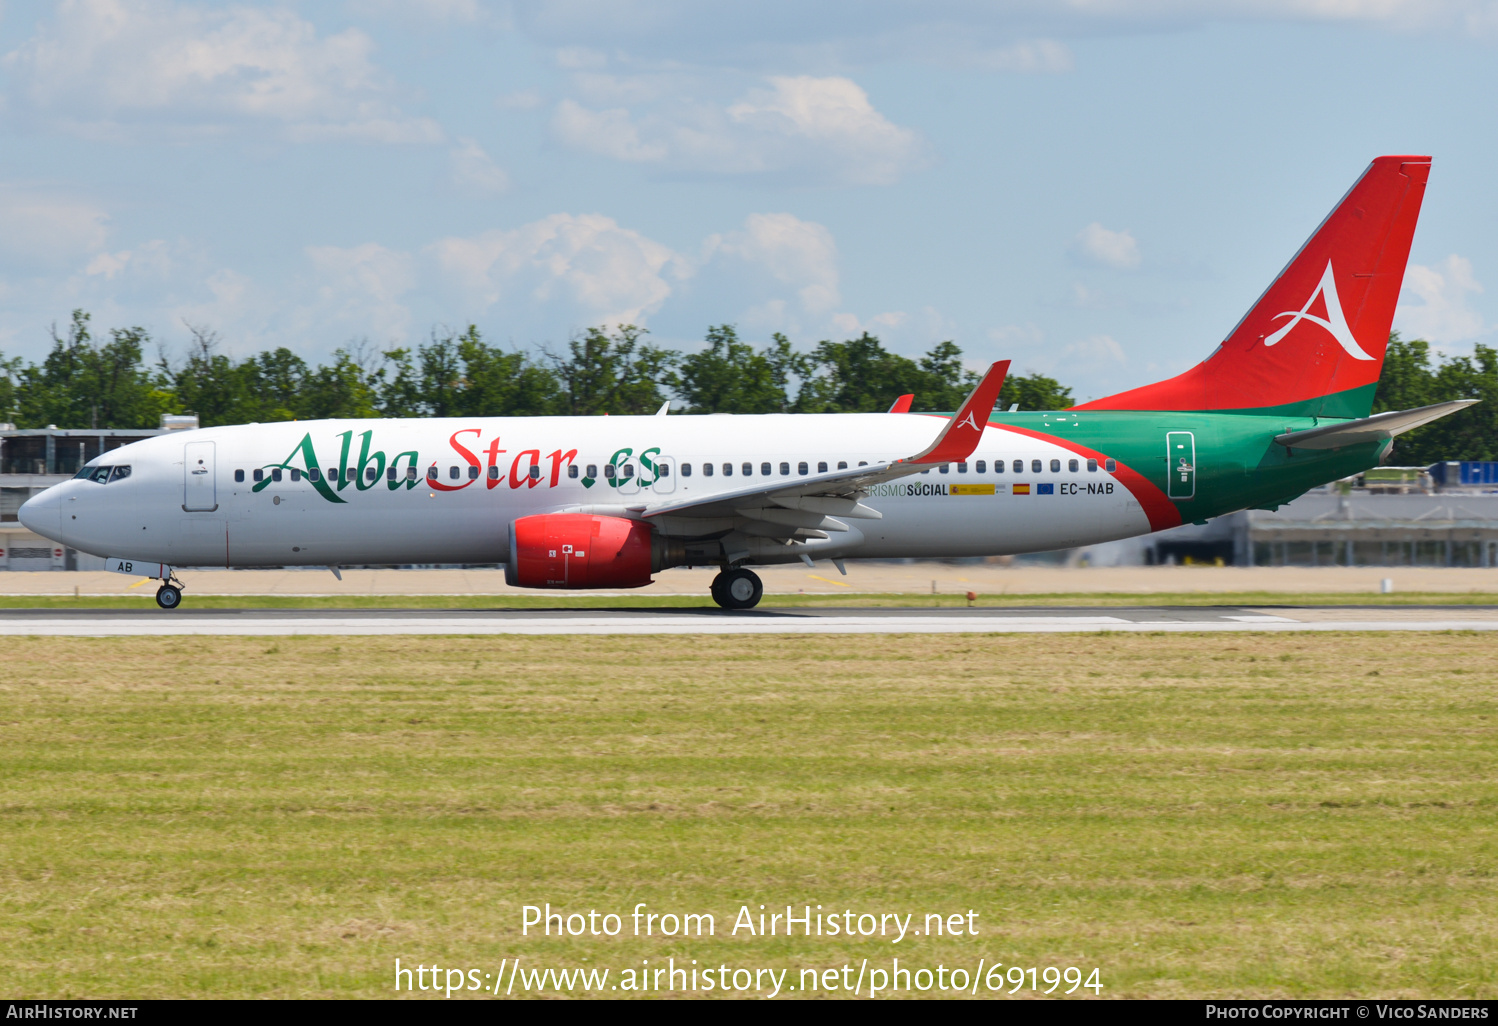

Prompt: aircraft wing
[{"left": 634, "top": 361, "right": 1008, "bottom": 525}]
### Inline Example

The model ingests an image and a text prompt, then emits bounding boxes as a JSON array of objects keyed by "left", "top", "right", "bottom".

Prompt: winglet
[
  {"left": 906, "top": 360, "right": 1009, "bottom": 465},
  {"left": 888, "top": 394, "right": 914, "bottom": 413}
]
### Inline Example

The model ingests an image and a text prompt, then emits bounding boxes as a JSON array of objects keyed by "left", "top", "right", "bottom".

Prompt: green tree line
[
  {"left": 1372, "top": 333, "right": 1498, "bottom": 464},
  {"left": 0, "top": 311, "right": 1073, "bottom": 429}
]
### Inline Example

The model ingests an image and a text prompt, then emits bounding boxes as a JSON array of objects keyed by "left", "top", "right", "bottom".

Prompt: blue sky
[{"left": 1, "top": 0, "right": 1495, "bottom": 402}]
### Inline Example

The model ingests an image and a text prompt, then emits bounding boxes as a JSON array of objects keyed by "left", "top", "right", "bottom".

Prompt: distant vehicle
[{"left": 20, "top": 156, "right": 1472, "bottom": 610}]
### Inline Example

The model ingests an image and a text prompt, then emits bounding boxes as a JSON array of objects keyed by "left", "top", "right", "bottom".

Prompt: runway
[{"left": 3, "top": 605, "right": 1498, "bottom": 635}]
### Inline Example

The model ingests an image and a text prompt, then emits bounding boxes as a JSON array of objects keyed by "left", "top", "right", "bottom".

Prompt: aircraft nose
[{"left": 18, "top": 488, "right": 61, "bottom": 541}]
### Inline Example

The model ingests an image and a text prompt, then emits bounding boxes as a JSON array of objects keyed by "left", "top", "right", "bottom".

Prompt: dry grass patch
[{"left": 1, "top": 633, "right": 1495, "bottom": 998}]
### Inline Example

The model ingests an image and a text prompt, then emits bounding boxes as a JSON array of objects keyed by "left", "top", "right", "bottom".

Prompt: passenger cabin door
[
  {"left": 183, "top": 440, "right": 218, "bottom": 511},
  {"left": 1165, "top": 431, "right": 1195, "bottom": 500}
]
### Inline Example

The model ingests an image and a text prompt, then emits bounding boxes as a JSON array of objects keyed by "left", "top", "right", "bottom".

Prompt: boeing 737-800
[{"left": 19, "top": 155, "right": 1473, "bottom": 609}]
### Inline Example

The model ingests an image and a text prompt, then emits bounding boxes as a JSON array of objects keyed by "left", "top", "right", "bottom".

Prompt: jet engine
[{"left": 505, "top": 513, "right": 682, "bottom": 589}]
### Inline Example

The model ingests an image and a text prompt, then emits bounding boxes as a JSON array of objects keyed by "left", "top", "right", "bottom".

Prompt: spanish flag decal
[{"left": 1013, "top": 483, "right": 1031, "bottom": 495}]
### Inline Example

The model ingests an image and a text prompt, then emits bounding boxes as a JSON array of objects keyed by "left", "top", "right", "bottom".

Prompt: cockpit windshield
[{"left": 73, "top": 464, "right": 131, "bottom": 484}]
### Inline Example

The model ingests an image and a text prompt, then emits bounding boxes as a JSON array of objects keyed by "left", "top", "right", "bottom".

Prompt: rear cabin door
[
  {"left": 183, "top": 441, "right": 218, "bottom": 511},
  {"left": 1166, "top": 431, "right": 1195, "bottom": 500}
]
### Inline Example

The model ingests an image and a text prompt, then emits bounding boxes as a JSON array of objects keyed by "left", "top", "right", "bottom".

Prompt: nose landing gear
[
  {"left": 711, "top": 567, "right": 763, "bottom": 610},
  {"left": 154, "top": 571, "right": 185, "bottom": 610}
]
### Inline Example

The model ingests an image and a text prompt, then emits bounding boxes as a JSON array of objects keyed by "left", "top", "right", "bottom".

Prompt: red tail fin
[{"left": 1074, "top": 155, "right": 1430, "bottom": 417}]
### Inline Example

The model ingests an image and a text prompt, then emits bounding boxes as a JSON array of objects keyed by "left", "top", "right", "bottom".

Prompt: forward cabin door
[
  {"left": 1166, "top": 431, "right": 1196, "bottom": 500},
  {"left": 653, "top": 456, "right": 676, "bottom": 494},
  {"left": 183, "top": 440, "right": 218, "bottom": 511}
]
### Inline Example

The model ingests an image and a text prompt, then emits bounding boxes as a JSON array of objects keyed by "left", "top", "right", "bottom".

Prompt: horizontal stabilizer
[{"left": 1274, "top": 400, "right": 1477, "bottom": 450}]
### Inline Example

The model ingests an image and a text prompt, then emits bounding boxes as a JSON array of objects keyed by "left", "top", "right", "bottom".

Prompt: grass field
[
  {"left": 3, "top": 633, "right": 1496, "bottom": 999},
  {"left": 2, "top": 590, "right": 1498, "bottom": 609}
]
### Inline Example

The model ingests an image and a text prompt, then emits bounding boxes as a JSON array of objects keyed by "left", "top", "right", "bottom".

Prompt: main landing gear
[{"left": 711, "top": 567, "right": 763, "bottom": 610}]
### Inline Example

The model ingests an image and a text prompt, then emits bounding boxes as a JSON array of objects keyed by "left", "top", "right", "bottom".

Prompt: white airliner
[{"left": 18, "top": 155, "right": 1471, "bottom": 610}]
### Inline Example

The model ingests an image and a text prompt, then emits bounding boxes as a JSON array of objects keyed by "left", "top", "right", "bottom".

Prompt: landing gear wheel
[
  {"left": 713, "top": 568, "right": 763, "bottom": 610},
  {"left": 155, "top": 584, "right": 182, "bottom": 610}
]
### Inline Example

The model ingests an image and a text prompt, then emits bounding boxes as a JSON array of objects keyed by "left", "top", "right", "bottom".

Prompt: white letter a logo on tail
[{"left": 1263, "top": 261, "right": 1374, "bottom": 360}]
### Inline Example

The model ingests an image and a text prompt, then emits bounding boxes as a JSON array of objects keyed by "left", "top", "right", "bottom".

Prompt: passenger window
[
  {"left": 407, "top": 467, "right": 417, "bottom": 480},
  {"left": 529, "top": 465, "right": 541, "bottom": 480},
  {"left": 386, "top": 467, "right": 396, "bottom": 481},
  {"left": 604, "top": 464, "right": 617, "bottom": 479},
  {"left": 818, "top": 461, "right": 828, "bottom": 473},
  {"left": 723, "top": 463, "right": 733, "bottom": 477},
  {"left": 838, "top": 461, "right": 847, "bottom": 470},
  {"left": 958, "top": 462, "right": 968, "bottom": 473},
  {"left": 234, "top": 469, "right": 245, "bottom": 483},
  {"left": 310, "top": 468, "right": 321, "bottom": 482},
  {"left": 1068, "top": 459, "right": 1079, "bottom": 472},
  {"left": 976, "top": 460, "right": 986, "bottom": 473},
  {"left": 763, "top": 462, "right": 774, "bottom": 476},
  {"left": 682, "top": 463, "right": 691, "bottom": 477},
  {"left": 568, "top": 465, "right": 580, "bottom": 479},
  {"left": 328, "top": 468, "right": 339, "bottom": 482},
  {"left": 427, "top": 466, "right": 438, "bottom": 481},
  {"left": 1050, "top": 459, "right": 1061, "bottom": 473},
  {"left": 1105, "top": 458, "right": 1117, "bottom": 472},
  {"left": 858, "top": 461, "right": 868, "bottom": 467},
  {"left": 994, "top": 460, "right": 1003, "bottom": 473},
  {"left": 448, "top": 466, "right": 459, "bottom": 480},
  {"left": 743, "top": 463, "right": 753, "bottom": 476},
  {"left": 586, "top": 465, "right": 597, "bottom": 479},
  {"left": 797, "top": 462, "right": 807, "bottom": 475},
  {"left": 272, "top": 468, "right": 283, "bottom": 482},
  {"left": 291, "top": 468, "right": 302, "bottom": 482},
  {"left": 1012, "top": 460, "right": 1023, "bottom": 473},
  {"left": 467, "top": 465, "right": 479, "bottom": 480},
  {"left": 1087, "top": 458, "right": 1098, "bottom": 472},
  {"left": 370, "top": 467, "right": 382, "bottom": 482},
  {"left": 1031, "top": 460, "right": 1042, "bottom": 474},
  {"left": 253, "top": 469, "right": 264, "bottom": 483},
  {"left": 623, "top": 464, "right": 634, "bottom": 479},
  {"left": 110, "top": 465, "right": 131, "bottom": 483},
  {"left": 659, "top": 464, "right": 670, "bottom": 477},
  {"left": 939, "top": 464, "right": 949, "bottom": 474},
  {"left": 703, "top": 463, "right": 714, "bottom": 477}
]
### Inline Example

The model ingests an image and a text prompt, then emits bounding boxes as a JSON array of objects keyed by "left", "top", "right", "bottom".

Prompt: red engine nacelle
[{"left": 505, "top": 513, "right": 656, "bottom": 589}]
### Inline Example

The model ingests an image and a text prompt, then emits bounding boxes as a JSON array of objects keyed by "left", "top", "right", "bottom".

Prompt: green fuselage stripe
[{"left": 981, "top": 404, "right": 1385, "bottom": 524}]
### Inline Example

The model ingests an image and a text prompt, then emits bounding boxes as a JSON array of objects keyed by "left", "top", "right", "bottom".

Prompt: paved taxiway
[{"left": 2, "top": 606, "right": 1497, "bottom": 635}]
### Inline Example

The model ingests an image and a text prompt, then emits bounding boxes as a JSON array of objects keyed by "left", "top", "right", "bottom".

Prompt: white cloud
[
  {"left": 450, "top": 137, "right": 511, "bottom": 194},
  {"left": 1061, "top": 333, "right": 1128, "bottom": 365},
  {"left": 703, "top": 213, "right": 840, "bottom": 314},
  {"left": 2, "top": 0, "right": 440, "bottom": 142},
  {"left": 428, "top": 213, "right": 690, "bottom": 327},
  {"left": 1074, "top": 222, "right": 1141, "bottom": 270},
  {"left": 510, "top": 0, "right": 1498, "bottom": 69},
  {"left": 495, "top": 88, "right": 544, "bottom": 110},
  {"left": 305, "top": 242, "right": 417, "bottom": 340},
  {"left": 552, "top": 100, "right": 668, "bottom": 162},
  {"left": 552, "top": 75, "right": 928, "bottom": 185},
  {"left": 1396, "top": 254, "right": 1486, "bottom": 344},
  {"left": 0, "top": 185, "right": 109, "bottom": 267}
]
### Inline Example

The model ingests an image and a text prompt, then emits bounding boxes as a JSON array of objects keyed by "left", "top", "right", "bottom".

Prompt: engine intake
[{"left": 505, "top": 513, "right": 678, "bottom": 589}]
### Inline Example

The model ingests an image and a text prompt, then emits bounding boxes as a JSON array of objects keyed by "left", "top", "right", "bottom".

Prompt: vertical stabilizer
[{"left": 1074, "top": 155, "right": 1430, "bottom": 417}]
